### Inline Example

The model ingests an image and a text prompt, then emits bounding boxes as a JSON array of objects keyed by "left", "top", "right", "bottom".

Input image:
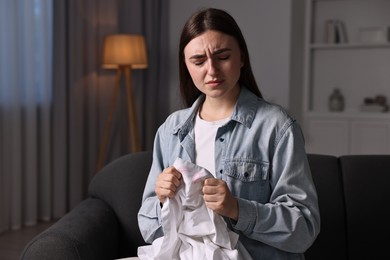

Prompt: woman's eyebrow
[
  {"left": 189, "top": 54, "right": 206, "bottom": 60},
  {"left": 213, "top": 48, "right": 232, "bottom": 55},
  {"left": 189, "top": 48, "right": 232, "bottom": 60}
]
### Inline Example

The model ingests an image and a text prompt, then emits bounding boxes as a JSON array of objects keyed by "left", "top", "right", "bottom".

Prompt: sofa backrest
[
  {"left": 304, "top": 154, "right": 348, "bottom": 260},
  {"left": 89, "top": 151, "right": 152, "bottom": 257},
  {"left": 340, "top": 155, "right": 390, "bottom": 260},
  {"left": 90, "top": 151, "right": 390, "bottom": 259}
]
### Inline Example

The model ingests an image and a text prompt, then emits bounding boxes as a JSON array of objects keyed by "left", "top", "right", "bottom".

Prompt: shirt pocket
[{"left": 223, "top": 160, "right": 270, "bottom": 204}]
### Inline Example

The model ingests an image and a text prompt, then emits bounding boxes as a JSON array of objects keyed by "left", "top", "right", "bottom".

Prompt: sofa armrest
[
  {"left": 20, "top": 198, "right": 119, "bottom": 260},
  {"left": 89, "top": 151, "right": 152, "bottom": 257}
]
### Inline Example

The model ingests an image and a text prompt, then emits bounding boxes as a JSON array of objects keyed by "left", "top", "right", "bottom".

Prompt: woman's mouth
[{"left": 206, "top": 79, "right": 224, "bottom": 87}]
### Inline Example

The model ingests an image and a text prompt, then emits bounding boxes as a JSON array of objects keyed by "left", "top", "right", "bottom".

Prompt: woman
[{"left": 138, "top": 7, "right": 320, "bottom": 259}]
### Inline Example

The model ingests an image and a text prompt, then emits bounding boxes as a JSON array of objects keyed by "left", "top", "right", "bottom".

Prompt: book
[
  {"left": 325, "top": 19, "right": 348, "bottom": 44},
  {"left": 325, "top": 19, "right": 335, "bottom": 44},
  {"left": 335, "top": 20, "right": 348, "bottom": 43},
  {"left": 360, "top": 104, "right": 386, "bottom": 112}
]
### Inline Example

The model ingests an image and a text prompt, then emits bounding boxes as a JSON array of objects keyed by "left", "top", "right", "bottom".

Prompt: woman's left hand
[{"left": 202, "top": 178, "right": 238, "bottom": 221}]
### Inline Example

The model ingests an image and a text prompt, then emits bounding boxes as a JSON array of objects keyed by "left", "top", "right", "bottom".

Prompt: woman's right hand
[{"left": 155, "top": 166, "right": 182, "bottom": 204}]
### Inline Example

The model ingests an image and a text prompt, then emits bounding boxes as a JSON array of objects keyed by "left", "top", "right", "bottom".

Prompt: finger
[
  {"left": 160, "top": 182, "right": 176, "bottom": 192},
  {"left": 157, "top": 172, "right": 179, "bottom": 190},
  {"left": 163, "top": 174, "right": 181, "bottom": 188},
  {"left": 203, "top": 193, "right": 218, "bottom": 202},
  {"left": 204, "top": 178, "right": 221, "bottom": 186},
  {"left": 163, "top": 166, "right": 182, "bottom": 180},
  {"left": 203, "top": 179, "right": 226, "bottom": 195},
  {"left": 162, "top": 169, "right": 182, "bottom": 186},
  {"left": 172, "top": 168, "right": 182, "bottom": 179},
  {"left": 202, "top": 185, "right": 216, "bottom": 195},
  {"left": 155, "top": 185, "right": 175, "bottom": 201},
  {"left": 160, "top": 188, "right": 175, "bottom": 199}
]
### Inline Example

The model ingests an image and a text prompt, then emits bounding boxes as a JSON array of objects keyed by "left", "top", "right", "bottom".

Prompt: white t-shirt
[{"left": 194, "top": 112, "right": 230, "bottom": 176}]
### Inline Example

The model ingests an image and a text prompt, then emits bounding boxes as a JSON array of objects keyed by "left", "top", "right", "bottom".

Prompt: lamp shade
[{"left": 102, "top": 34, "right": 148, "bottom": 69}]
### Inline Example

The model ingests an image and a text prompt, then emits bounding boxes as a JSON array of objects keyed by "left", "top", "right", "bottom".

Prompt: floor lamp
[{"left": 96, "top": 34, "right": 148, "bottom": 172}]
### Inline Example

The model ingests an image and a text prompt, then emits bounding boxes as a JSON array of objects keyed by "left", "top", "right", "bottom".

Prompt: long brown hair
[{"left": 179, "top": 8, "right": 262, "bottom": 107}]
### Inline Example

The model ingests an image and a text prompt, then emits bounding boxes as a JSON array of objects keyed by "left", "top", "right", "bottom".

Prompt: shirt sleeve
[
  {"left": 137, "top": 126, "right": 166, "bottom": 244},
  {"left": 229, "top": 122, "right": 321, "bottom": 253}
]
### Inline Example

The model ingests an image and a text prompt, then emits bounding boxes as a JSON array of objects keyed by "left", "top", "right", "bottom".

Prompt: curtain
[
  {"left": 52, "top": 0, "right": 120, "bottom": 213},
  {"left": 0, "top": 0, "right": 53, "bottom": 232},
  {"left": 0, "top": 0, "right": 169, "bottom": 234}
]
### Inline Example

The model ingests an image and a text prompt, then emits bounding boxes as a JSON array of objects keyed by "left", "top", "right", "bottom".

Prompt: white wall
[{"left": 168, "top": 0, "right": 293, "bottom": 112}]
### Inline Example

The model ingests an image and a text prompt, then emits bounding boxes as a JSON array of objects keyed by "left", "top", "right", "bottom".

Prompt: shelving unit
[{"left": 303, "top": 0, "right": 390, "bottom": 155}]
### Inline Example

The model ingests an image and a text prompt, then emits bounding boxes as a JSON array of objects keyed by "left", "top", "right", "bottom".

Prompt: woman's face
[{"left": 184, "top": 30, "right": 243, "bottom": 101}]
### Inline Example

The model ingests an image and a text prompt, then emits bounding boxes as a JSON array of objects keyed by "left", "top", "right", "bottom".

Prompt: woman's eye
[
  {"left": 192, "top": 59, "right": 205, "bottom": 66},
  {"left": 219, "top": 55, "right": 230, "bottom": 61}
]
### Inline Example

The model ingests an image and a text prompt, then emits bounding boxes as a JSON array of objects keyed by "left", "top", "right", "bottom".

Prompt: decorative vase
[{"left": 328, "top": 88, "right": 345, "bottom": 112}]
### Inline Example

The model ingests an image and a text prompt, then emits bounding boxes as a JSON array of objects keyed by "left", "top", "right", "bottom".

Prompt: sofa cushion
[
  {"left": 340, "top": 155, "right": 390, "bottom": 260},
  {"left": 305, "top": 154, "right": 348, "bottom": 260},
  {"left": 89, "top": 151, "right": 152, "bottom": 257}
]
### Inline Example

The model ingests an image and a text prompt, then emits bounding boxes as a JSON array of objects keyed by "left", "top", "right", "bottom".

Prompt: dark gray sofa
[{"left": 20, "top": 151, "right": 390, "bottom": 259}]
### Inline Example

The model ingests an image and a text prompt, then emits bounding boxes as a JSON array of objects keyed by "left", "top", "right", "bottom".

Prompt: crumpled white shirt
[{"left": 138, "top": 158, "right": 252, "bottom": 260}]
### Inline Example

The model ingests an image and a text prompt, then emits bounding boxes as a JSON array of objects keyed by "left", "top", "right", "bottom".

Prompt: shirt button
[{"left": 244, "top": 172, "right": 249, "bottom": 178}]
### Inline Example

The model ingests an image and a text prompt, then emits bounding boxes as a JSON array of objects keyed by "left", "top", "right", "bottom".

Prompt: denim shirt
[{"left": 138, "top": 87, "right": 320, "bottom": 259}]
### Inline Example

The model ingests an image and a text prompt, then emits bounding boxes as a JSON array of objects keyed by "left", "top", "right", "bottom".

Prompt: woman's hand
[
  {"left": 203, "top": 178, "right": 238, "bottom": 221},
  {"left": 155, "top": 167, "right": 182, "bottom": 204}
]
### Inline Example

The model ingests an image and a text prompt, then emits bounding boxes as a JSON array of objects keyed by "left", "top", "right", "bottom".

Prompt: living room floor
[{"left": 0, "top": 221, "right": 55, "bottom": 260}]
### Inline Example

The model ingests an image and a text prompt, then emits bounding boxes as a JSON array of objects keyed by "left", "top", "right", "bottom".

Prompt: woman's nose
[{"left": 207, "top": 59, "right": 218, "bottom": 76}]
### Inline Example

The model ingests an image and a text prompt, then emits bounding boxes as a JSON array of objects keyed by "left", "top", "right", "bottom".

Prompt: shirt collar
[
  {"left": 231, "top": 87, "right": 258, "bottom": 128},
  {"left": 172, "top": 87, "right": 259, "bottom": 136}
]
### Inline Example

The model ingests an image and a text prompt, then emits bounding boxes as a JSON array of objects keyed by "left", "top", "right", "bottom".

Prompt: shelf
[
  {"left": 306, "top": 111, "right": 390, "bottom": 120},
  {"left": 310, "top": 43, "right": 390, "bottom": 50},
  {"left": 313, "top": 0, "right": 385, "bottom": 2}
]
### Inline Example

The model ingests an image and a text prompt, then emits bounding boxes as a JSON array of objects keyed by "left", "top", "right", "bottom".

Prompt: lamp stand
[
  {"left": 96, "top": 66, "right": 140, "bottom": 173},
  {"left": 124, "top": 67, "right": 140, "bottom": 153}
]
